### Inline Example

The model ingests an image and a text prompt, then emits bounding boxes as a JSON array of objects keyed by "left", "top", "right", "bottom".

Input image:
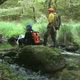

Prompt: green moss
[
  {"left": 0, "top": 43, "right": 13, "bottom": 50},
  {"left": 0, "top": 63, "right": 26, "bottom": 80},
  {"left": 19, "top": 45, "right": 65, "bottom": 73},
  {"left": 57, "top": 22, "right": 80, "bottom": 45}
]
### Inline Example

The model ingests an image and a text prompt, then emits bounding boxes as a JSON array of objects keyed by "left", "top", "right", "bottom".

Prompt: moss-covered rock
[{"left": 18, "top": 45, "right": 66, "bottom": 73}]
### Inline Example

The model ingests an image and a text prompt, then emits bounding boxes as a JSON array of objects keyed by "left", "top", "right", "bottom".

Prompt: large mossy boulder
[{"left": 18, "top": 45, "right": 66, "bottom": 73}]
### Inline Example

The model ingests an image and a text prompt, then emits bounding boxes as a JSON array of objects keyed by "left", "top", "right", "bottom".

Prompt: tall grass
[
  {"left": 57, "top": 21, "right": 80, "bottom": 45},
  {"left": 0, "top": 21, "right": 25, "bottom": 37}
]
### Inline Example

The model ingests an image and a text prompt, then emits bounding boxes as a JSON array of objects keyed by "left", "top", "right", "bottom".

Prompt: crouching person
[
  {"left": 18, "top": 24, "right": 34, "bottom": 47},
  {"left": 18, "top": 24, "right": 41, "bottom": 47}
]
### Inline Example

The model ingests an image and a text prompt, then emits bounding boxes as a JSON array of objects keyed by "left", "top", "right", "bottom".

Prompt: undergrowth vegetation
[
  {"left": 57, "top": 21, "right": 80, "bottom": 45},
  {"left": 0, "top": 63, "right": 24, "bottom": 80},
  {"left": 0, "top": 21, "right": 25, "bottom": 37},
  {"left": 0, "top": 20, "right": 80, "bottom": 45},
  {"left": 0, "top": 43, "right": 13, "bottom": 50}
]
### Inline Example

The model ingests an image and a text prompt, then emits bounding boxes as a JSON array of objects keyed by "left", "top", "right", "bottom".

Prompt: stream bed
[{"left": 0, "top": 50, "right": 80, "bottom": 80}]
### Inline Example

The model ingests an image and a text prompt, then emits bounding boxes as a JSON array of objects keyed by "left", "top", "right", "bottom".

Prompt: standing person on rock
[{"left": 43, "top": 7, "right": 61, "bottom": 47}]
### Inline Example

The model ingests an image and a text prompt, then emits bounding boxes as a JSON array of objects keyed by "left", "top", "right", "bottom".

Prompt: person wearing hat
[{"left": 44, "top": 7, "right": 57, "bottom": 47}]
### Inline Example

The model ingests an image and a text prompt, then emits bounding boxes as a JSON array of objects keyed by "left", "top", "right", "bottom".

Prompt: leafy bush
[
  {"left": 57, "top": 21, "right": 80, "bottom": 45},
  {"left": 57, "top": 23, "right": 73, "bottom": 45},
  {"left": 72, "top": 22, "right": 80, "bottom": 45},
  {"left": 0, "top": 21, "right": 24, "bottom": 37}
]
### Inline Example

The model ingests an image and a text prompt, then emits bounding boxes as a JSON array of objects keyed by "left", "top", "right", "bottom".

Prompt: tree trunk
[
  {"left": 32, "top": 6, "right": 36, "bottom": 22},
  {"left": 54, "top": 0, "right": 57, "bottom": 7},
  {"left": 48, "top": 0, "right": 52, "bottom": 8}
]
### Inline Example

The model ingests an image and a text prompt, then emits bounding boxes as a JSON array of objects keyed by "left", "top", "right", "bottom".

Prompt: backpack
[
  {"left": 54, "top": 14, "right": 61, "bottom": 30},
  {"left": 31, "top": 32, "right": 40, "bottom": 44}
]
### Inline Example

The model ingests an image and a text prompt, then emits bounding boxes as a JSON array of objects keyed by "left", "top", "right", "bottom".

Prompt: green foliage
[
  {"left": 0, "top": 0, "right": 80, "bottom": 21},
  {"left": 0, "top": 63, "right": 27, "bottom": 80},
  {"left": 20, "top": 18, "right": 47, "bottom": 36},
  {"left": 0, "top": 18, "right": 47, "bottom": 38},
  {"left": 65, "top": 5, "right": 80, "bottom": 20},
  {"left": 72, "top": 22, "right": 80, "bottom": 45},
  {"left": 20, "top": 19, "right": 34, "bottom": 27},
  {"left": 57, "top": 21, "right": 80, "bottom": 45},
  {"left": 0, "top": 0, "right": 7, "bottom": 5},
  {"left": 0, "top": 43, "right": 13, "bottom": 50},
  {"left": 0, "top": 17, "right": 47, "bottom": 38},
  {"left": 32, "top": 14, "right": 47, "bottom": 37},
  {"left": 33, "top": 22, "right": 47, "bottom": 37},
  {"left": 0, "top": 0, "right": 19, "bottom": 8},
  {"left": 57, "top": 22, "right": 73, "bottom": 44},
  {"left": 0, "top": 21, "right": 24, "bottom": 37}
]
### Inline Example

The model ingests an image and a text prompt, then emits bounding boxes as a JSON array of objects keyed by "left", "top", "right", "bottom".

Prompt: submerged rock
[
  {"left": 65, "top": 44, "right": 79, "bottom": 52},
  {"left": 18, "top": 45, "right": 66, "bottom": 73}
]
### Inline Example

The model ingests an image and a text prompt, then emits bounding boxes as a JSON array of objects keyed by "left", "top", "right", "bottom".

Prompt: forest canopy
[{"left": 0, "top": 0, "right": 80, "bottom": 21}]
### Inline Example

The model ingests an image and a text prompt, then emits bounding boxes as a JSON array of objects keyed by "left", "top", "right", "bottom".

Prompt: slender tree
[
  {"left": 48, "top": 0, "right": 52, "bottom": 8},
  {"left": 32, "top": 6, "right": 36, "bottom": 21}
]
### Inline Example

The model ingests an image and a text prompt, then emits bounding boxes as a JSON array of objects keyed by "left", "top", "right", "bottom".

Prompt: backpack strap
[{"left": 54, "top": 14, "right": 61, "bottom": 30}]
